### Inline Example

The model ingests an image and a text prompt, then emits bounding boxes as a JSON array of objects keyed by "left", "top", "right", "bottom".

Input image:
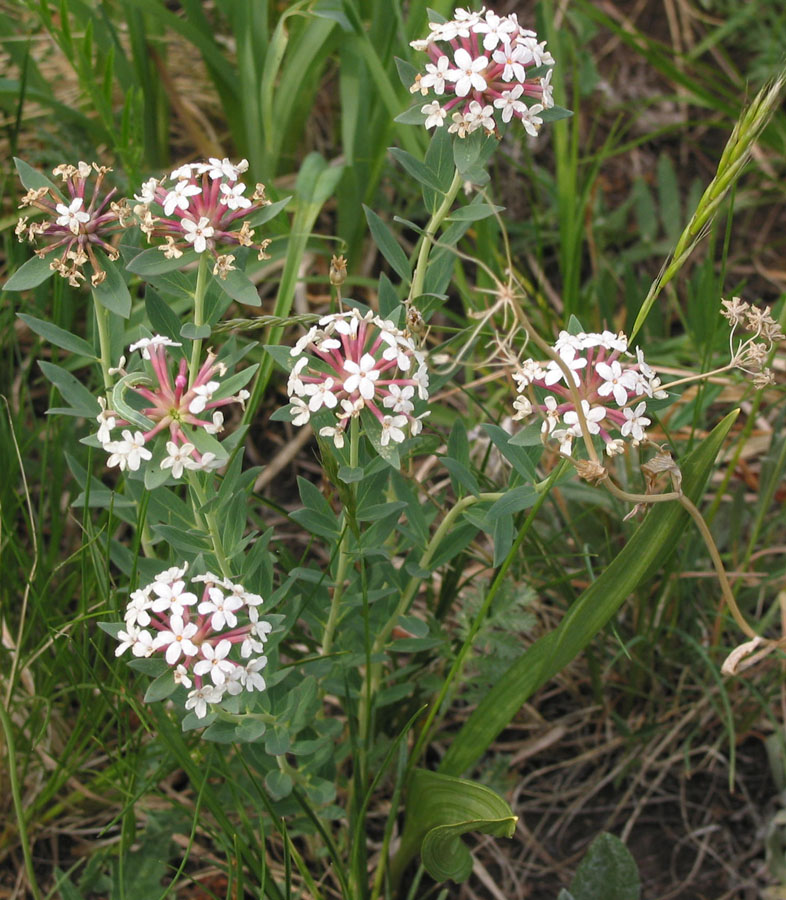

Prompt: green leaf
[
  {"left": 485, "top": 486, "right": 538, "bottom": 521},
  {"left": 265, "top": 770, "right": 293, "bottom": 800},
  {"left": 145, "top": 289, "right": 186, "bottom": 345},
  {"left": 14, "top": 156, "right": 60, "bottom": 194},
  {"left": 39, "top": 361, "right": 100, "bottom": 416},
  {"left": 202, "top": 719, "right": 240, "bottom": 744},
  {"left": 363, "top": 205, "right": 412, "bottom": 284},
  {"left": 388, "top": 148, "right": 445, "bottom": 194},
  {"left": 447, "top": 203, "right": 504, "bottom": 222},
  {"left": 3, "top": 254, "right": 55, "bottom": 291},
  {"left": 143, "top": 671, "right": 176, "bottom": 703},
  {"left": 569, "top": 833, "right": 640, "bottom": 900},
  {"left": 394, "top": 55, "right": 418, "bottom": 89},
  {"left": 180, "top": 323, "right": 212, "bottom": 340},
  {"left": 245, "top": 194, "right": 292, "bottom": 227},
  {"left": 17, "top": 314, "right": 96, "bottom": 358},
  {"left": 440, "top": 409, "right": 740, "bottom": 776},
  {"left": 483, "top": 424, "right": 539, "bottom": 482},
  {"left": 394, "top": 103, "right": 427, "bottom": 126},
  {"left": 126, "top": 248, "right": 198, "bottom": 277},
  {"left": 92, "top": 258, "right": 133, "bottom": 318},
  {"left": 214, "top": 266, "right": 261, "bottom": 307},
  {"left": 539, "top": 105, "right": 574, "bottom": 123},
  {"left": 395, "top": 770, "right": 516, "bottom": 884}
]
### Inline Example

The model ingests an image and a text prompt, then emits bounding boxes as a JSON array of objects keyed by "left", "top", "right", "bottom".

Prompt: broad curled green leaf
[{"left": 394, "top": 770, "right": 516, "bottom": 884}]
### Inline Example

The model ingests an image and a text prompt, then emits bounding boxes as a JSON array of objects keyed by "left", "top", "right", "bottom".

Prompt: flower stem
[
  {"left": 408, "top": 168, "right": 463, "bottom": 303},
  {"left": 321, "top": 417, "right": 361, "bottom": 656},
  {"left": 408, "top": 462, "right": 566, "bottom": 770},
  {"left": 92, "top": 292, "right": 113, "bottom": 391},
  {"left": 189, "top": 254, "right": 210, "bottom": 385},
  {"left": 186, "top": 470, "right": 231, "bottom": 580}
]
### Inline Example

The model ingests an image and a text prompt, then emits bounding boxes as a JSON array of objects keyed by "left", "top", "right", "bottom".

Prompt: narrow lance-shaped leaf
[{"left": 440, "top": 409, "right": 739, "bottom": 776}]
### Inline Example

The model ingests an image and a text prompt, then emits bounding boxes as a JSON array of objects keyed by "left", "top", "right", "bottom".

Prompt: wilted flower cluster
[
  {"left": 132, "top": 158, "right": 272, "bottom": 277},
  {"left": 15, "top": 161, "right": 125, "bottom": 287},
  {"left": 115, "top": 565, "right": 272, "bottom": 718},
  {"left": 721, "top": 296, "right": 783, "bottom": 388},
  {"left": 287, "top": 309, "right": 429, "bottom": 448},
  {"left": 410, "top": 7, "right": 555, "bottom": 137},
  {"left": 96, "top": 335, "right": 249, "bottom": 476},
  {"left": 512, "top": 330, "right": 667, "bottom": 457}
]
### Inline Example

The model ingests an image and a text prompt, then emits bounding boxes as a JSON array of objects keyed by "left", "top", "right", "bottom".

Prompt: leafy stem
[
  {"left": 92, "top": 292, "right": 113, "bottom": 391},
  {"left": 186, "top": 471, "right": 231, "bottom": 580},
  {"left": 189, "top": 254, "right": 210, "bottom": 385},
  {"left": 408, "top": 168, "right": 463, "bottom": 304},
  {"left": 322, "top": 417, "right": 361, "bottom": 656}
]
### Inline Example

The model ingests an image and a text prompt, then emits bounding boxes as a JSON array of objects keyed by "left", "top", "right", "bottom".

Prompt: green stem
[
  {"left": 189, "top": 255, "right": 210, "bottom": 385},
  {"left": 408, "top": 169, "right": 463, "bottom": 303},
  {"left": 408, "top": 463, "right": 566, "bottom": 769},
  {"left": 0, "top": 703, "right": 43, "bottom": 900},
  {"left": 92, "top": 292, "right": 113, "bottom": 391},
  {"left": 358, "top": 491, "right": 504, "bottom": 752},
  {"left": 375, "top": 491, "right": 504, "bottom": 655},
  {"left": 321, "top": 418, "right": 360, "bottom": 656},
  {"left": 186, "top": 471, "right": 231, "bottom": 580}
]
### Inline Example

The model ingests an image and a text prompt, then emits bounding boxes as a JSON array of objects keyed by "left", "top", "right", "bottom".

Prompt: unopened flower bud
[{"left": 329, "top": 254, "right": 347, "bottom": 286}]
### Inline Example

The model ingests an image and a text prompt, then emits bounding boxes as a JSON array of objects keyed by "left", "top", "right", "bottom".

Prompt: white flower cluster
[
  {"left": 410, "top": 7, "right": 555, "bottom": 137},
  {"left": 116, "top": 565, "right": 272, "bottom": 719},
  {"left": 288, "top": 309, "right": 429, "bottom": 449},
  {"left": 95, "top": 336, "right": 250, "bottom": 477},
  {"left": 513, "top": 330, "right": 668, "bottom": 457}
]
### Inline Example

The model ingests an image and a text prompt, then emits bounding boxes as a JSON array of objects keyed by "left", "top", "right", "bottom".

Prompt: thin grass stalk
[{"left": 631, "top": 69, "right": 786, "bottom": 339}]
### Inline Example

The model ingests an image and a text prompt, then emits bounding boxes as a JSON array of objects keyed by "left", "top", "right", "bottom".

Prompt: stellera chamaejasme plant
[{"left": 5, "top": 4, "right": 784, "bottom": 895}]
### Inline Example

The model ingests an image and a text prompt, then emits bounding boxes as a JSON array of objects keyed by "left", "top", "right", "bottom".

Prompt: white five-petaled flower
[
  {"left": 161, "top": 441, "right": 198, "bottom": 479},
  {"left": 198, "top": 587, "right": 244, "bottom": 630},
  {"left": 380, "top": 414, "right": 408, "bottom": 446},
  {"left": 128, "top": 335, "right": 182, "bottom": 359},
  {"left": 447, "top": 48, "right": 488, "bottom": 97},
  {"left": 494, "top": 85, "right": 527, "bottom": 123},
  {"left": 163, "top": 179, "right": 201, "bottom": 216},
  {"left": 181, "top": 216, "right": 214, "bottom": 253},
  {"left": 189, "top": 380, "right": 221, "bottom": 414},
  {"left": 105, "top": 430, "right": 152, "bottom": 472},
  {"left": 193, "top": 639, "right": 235, "bottom": 685},
  {"left": 519, "top": 103, "right": 544, "bottom": 137},
  {"left": 54, "top": 197, "right": 90, "bottom": 234},
  {"left": 242, "top": 656, "right": 267, "bottom": 691},
  {"left": 563, "top": 401, "right": 606, "bottom": 436},
  {"left": 304, "top": 377, "right": 338, "bottom": 412},
  {"left": 492, "top": 41, "right": 530, "bottom": 82},
  {"left": 596, "top": 360, "right": 639, "bottom": 407},
  {"left": 544, "top": 347, "right": 587, "bottom": 387},
  {"left": 185, "top": 684, "right": 221, "bottom": 719},
  {"left": 621, "top": 403, "right": 651, "bottom": 442},
  {"left": 153, "top": 615, "right": 199, "bottom": 665},
  {"left": 422, "top": 100, "right": 447, "bottom": 130},
  {"left": 475, "top": 11, "right": 517, "bottom": 50},
  {"left": 219, "top": 182, "right": 252, "bottom": 210},
  {"left": 343, "top": 354, "right": 380, "bottom": 400},
  {"left": 383, "top": 384, "right": 415, "bottom": 415},
  {"left": 206, "top": 157, "right": 248, "bottom": 181},
  {"left": 421, "top": 54, "right": 452, "bottom": 94}
]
